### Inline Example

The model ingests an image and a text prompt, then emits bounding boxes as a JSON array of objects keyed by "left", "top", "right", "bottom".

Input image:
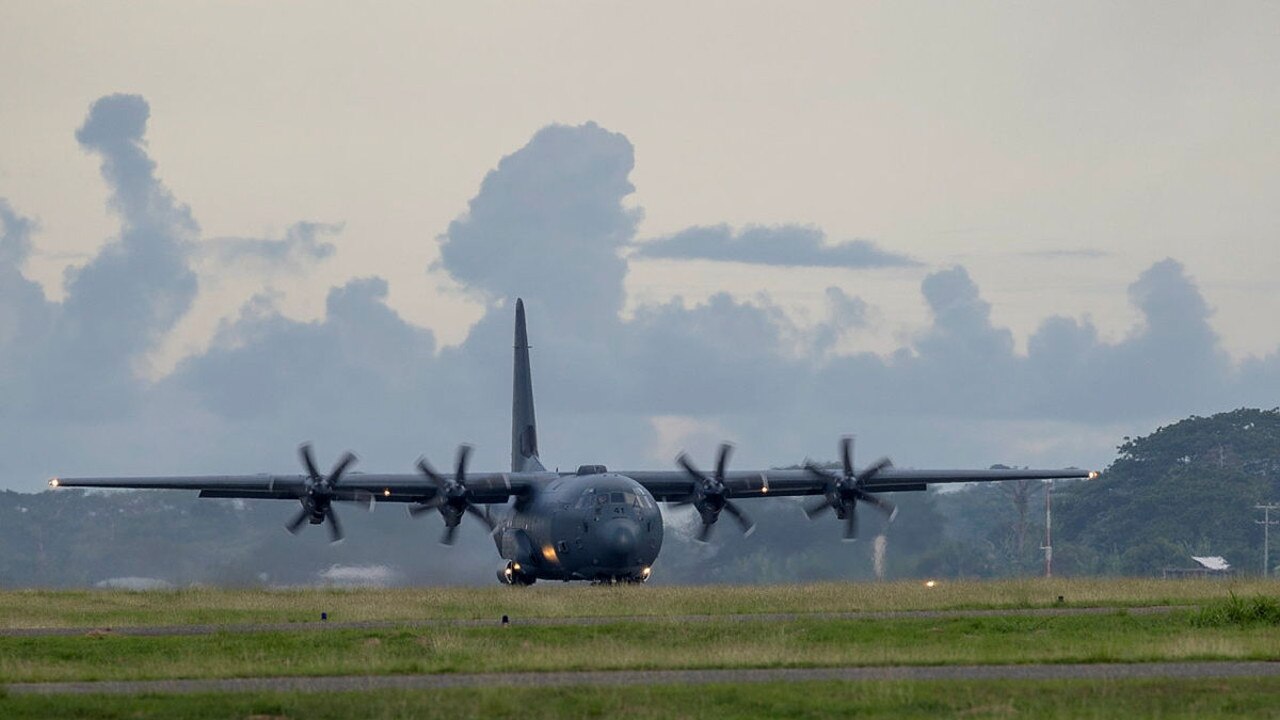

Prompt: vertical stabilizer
[{"left": 512, "top": 299, "right": 545, "bottom": 472}]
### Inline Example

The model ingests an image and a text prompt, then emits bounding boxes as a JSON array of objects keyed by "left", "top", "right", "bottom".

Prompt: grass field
[
  {"left": 4, "top": 678, "right": 1280, "bottom": 719},
  {"left": 3, "top": 577, "right": 1279, "bottom": 629},
  {"left": 4, "top": 579, "right": 1280, "bottom": 718},
  {"left": 4, "top": 612, "right": 1280, "bottom": 682}
]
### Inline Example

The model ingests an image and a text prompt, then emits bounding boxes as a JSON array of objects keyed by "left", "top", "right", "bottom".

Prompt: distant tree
[{"left": 1056, "top": 408, "right": 1280, "bottom": 575}]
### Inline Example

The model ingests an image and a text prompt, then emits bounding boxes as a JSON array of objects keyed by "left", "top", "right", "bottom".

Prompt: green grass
[
  {"left": 5, "top": 612, "right": 1280, "bottom": 683},
  {"left": 5, "top": 678, "right": 1280, "bottom": 719},
  {"left": 4, "top": 578, "right": 1279, "bottom": 629},
  {"left": 1192, "top": 593, "right": 1280, "bottom": 628}
]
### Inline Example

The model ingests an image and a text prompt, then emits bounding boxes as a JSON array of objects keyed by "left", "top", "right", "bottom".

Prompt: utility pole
[
  {"left": 1041, "top": 479, "right": 1054, "bottom": 578},
  {"left": 1257, "top": 503, "right": 1279, "bottom": 578}
]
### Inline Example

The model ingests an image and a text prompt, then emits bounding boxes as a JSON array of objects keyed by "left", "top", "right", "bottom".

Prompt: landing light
[
  {"left": 641, "top": 566, "right": 651, "bottom": 580},
  {"left": 925, "top": 580, "right": 937, "bottom": 588},
  {"left": 383, "top": 488, "right": 391, "bottom": 497}
]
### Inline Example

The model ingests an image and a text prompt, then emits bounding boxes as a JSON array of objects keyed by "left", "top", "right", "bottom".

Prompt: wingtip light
[
  {"left": 1088, "top": 470, "right": 1100, "bottom": 480},
  {"left": 48, "top": 477, "right": 59, "bottom": 488}
]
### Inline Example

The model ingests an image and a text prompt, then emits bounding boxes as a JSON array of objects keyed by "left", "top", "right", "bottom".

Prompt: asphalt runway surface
[
  {"left": 8, "top": 662, "right": 1280, "bottom": 695},
  {"left": 0, "top": 604, "right": 1182, "bottom": 638}
]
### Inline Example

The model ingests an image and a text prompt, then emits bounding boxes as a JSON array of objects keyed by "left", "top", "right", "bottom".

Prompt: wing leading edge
[
  {"left": 622, "top": 466, "right": 1094, "bottom": 502},
  {"left": 49, "top": 472, "right": 545, "bottom": 505}
]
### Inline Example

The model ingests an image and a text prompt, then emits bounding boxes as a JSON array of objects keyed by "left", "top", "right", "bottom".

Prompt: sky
[{"left": 1, "top": 2, "right": 1278, "bottom": 492}]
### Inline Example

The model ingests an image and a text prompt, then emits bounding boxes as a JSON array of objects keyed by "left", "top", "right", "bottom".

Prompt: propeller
[
  {"left": 409, "top": 444, "right": 496, "bottom": 545},
  {"left": 286, "top": 443, "right": 358, "bottom": 543},
  {"left": 674, "top": 443, "right": 755, "bottom": 542},
  {"left": 803, "top": 436, "right": 897, "bottom": 540}
]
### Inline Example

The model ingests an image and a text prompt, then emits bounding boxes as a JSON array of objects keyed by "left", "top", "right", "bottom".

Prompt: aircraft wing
[
  {"left": 49, "top": 472, "right": 541, "bottom": 504},
  {"left": 622, "top": 466, "right": 1094, "bottom": 502}
]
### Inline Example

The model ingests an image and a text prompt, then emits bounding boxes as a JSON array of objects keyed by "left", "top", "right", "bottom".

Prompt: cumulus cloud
[
  {"left": 2, "top": 94, "right": 198, "bottom": 421},
  {"left": 173, "top": 277, "right": 436, "bottom": 423},
  {"left": 0, "top": 202, "right": 51, "bottom": 339},
  {"left": 204, "top": 221, "right": 339, "bottom": 272},
  {"left": 2, "top": 94, "right": 1277, "bottom": 501},
  {"left": 436, "top": 121, "right": 641, "bottom": 332},
  {"left": 632, "top": 224, "right": 918, "bottom": 269}
]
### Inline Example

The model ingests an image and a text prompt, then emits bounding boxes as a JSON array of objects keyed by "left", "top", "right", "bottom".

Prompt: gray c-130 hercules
[{"left": 51, "top": 299, "right": 1095, "bottom": 585}]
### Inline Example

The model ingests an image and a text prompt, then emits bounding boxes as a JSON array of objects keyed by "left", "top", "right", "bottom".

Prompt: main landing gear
[{"left": 591, "top": 567, "right": 652, "bottom": 585}]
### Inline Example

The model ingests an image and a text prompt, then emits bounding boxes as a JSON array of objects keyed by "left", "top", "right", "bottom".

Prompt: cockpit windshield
[{"left": 576, "top": 486, "right": 656, "bottom": 509}]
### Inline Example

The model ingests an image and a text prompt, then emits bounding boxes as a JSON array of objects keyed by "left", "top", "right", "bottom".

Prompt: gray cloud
[
  {"left": 0, "top": 202, "right": 54, "bottom": 397},
  {"left": 810, "top": 286, "right": 871, "bottom": 356},
  {"left": 0, "top": 199, "right": 35, "bottom": 267},
  {"left": 3, "top": 96, "right": 1278, "bottom": 500},
  {"left": 179, "top": 277, "right": 434, "bottom": 416},
  {"left": 632, "top": 224, "right": 919, "bottom": 269},
  {"left": 436, "top": 122, "right": 641, "bottom": 332},
  {"left": 205, "top": 221, "right": 339, "bottom": 271},
  {"left": 3, "top": 94, "right": 198, "bottom": 421}
]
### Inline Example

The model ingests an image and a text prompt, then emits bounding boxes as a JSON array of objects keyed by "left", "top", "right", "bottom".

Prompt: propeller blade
[
  {"left": 696, "top": 521, "right": 715, "bottom": 543},
  {"left": 408, "top": 503, "right": 437, "bottom": 517},
  {"left": 723, "top": 500, "right": 755, "bottom": 535},
  {"left": 327, "top": 452, "right": 358, "bottom": 486},
  {"left": 843, "top": 511, "right": 858, "bottom": 541},
  {"left": 858, "top": 457, "right": 893, "bottom": 483},
  {"left": 803, "top": 460, "right": 837, "bottom": 482},
  {"left": 441, "top": 523, "right": 459, "bottom": 546},
  {"left": 454, "top": 444, "right": 473, "bottom": 485},
  {"left": 299, "top": 443, "right": 322, "bottom": 481},
  {"left": 841, "top": 436, "right": 854, "bottom": 479},
  {"left": 804, "top": 497, "right": 833, "bottom": 519},
  {"left": 325, "top": 507, "right": 344, "bottom": 543},
  {"left": 417, "top": 458, "right": 447, "bottom": 493},
  {"left": 715, "top": 443, "right": 732, "bottom": 483},
  {"left": 465, "top": 503, "right": 496, "bottom": 531},
  {"left": 676, "top": 453, "right": 709, "bottom": 485},
  {"left": 285, "top": 506, "right": 309, "bottom": 534},
  {"left": 855, "top": 488, "right": 897, "bottom": 518}
]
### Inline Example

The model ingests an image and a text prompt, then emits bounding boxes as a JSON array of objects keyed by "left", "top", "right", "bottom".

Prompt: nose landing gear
[{"left": 498, "top": 561, "right": 536, "bottom": 586}]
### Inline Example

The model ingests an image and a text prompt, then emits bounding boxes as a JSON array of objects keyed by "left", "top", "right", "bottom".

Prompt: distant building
[{"left": 1162, "top": 555, "right": 1232, "bottom": 579}]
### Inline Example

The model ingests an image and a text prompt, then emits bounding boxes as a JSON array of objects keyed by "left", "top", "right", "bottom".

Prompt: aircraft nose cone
[{"left": 602, "top": 519, "right": 640, "bottom": 564}]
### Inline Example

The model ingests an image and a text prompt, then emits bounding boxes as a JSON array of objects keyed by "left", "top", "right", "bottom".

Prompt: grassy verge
[
  {"left": 1192, "top": 593, "right": 1280, "bottom": 627},
  {"left": 5, "top": 612, "right": 1280, "bottom": 683},
  {"left": 4, "top": 578, "right": 1280, "bottom": 628},
  {"left": 5, "top": 678, "right": 1280, "bottom": 719}
]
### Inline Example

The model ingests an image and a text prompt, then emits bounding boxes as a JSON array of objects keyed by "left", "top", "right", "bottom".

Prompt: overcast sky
[{"left": 1, "top": 2, "right": 1277, "bottom": 491}]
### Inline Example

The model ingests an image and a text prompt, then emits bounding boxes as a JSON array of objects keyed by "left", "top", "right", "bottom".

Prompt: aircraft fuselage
[{"left": 494, "top": 471, "right": 663, "bottom": 584}]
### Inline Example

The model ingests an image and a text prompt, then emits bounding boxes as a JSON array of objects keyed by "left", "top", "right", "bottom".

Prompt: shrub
[{"left": 1190, "top": 592, "right": 1280, "bottom": 627}]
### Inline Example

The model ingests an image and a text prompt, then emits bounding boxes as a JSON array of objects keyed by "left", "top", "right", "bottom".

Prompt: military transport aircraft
[{"left": 51, "top": 299, "right": 1094, "bottom": 585}]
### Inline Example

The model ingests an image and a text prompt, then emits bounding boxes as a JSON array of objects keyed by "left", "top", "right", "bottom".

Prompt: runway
[
  {"left": 0, "top": 604, "right": 1182, "bottom": 638},
  {"left": 7, "top": 662, "right": 1280, "bottom": 695}
]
